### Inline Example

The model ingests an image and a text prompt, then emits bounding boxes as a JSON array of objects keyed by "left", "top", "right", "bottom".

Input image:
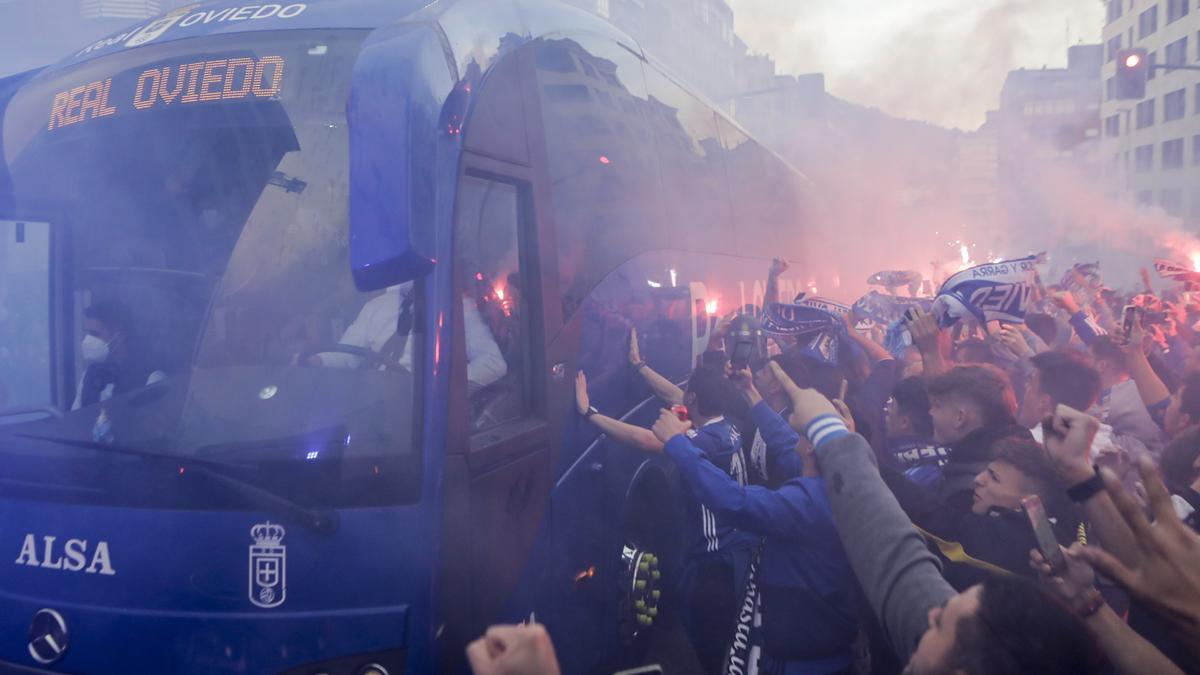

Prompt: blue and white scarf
[
  {"left": 932, "top": 256, "right": 1038, "bottom": 328},
  {"left": 762, "top": 301, "right": 845, "bottom": 365}
]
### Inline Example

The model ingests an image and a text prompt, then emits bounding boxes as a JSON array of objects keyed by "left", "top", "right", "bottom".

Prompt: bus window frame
[
  {"left": 449, "top": 156, "right": 555, "bottom": 470},
  {"left": 0, "top": 215, "right": 68, "bottom": 420}
]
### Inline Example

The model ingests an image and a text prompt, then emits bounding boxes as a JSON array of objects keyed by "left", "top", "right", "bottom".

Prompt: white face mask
[{"left": 81, "top": 334, "right": 110, "bottom": 364}]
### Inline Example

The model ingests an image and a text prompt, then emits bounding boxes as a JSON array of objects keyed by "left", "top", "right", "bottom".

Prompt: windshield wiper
[{"left": 11, "top": 433, "right": 339, "bottom": 534}]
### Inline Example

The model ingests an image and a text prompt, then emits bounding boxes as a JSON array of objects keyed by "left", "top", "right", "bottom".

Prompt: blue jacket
[
  {"left": 665, "top": 410, "right": 861, "bottom": 672},
  {"left": 678, "top": 416, "right": 757, "bottom": 559},
  {"left": 746, "top": 401, "right": 804, "bottom": 486}
]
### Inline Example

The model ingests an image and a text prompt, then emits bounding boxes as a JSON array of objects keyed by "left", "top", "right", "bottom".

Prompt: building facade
[
  {"left": 80, "top": 0, "right": 161, "bottom": 19},
  {"left": 1100, "top": 0, "right": 1200, "bottom": 224}
]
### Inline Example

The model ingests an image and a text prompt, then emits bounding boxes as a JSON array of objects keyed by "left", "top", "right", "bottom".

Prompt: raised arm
[
  {"left": 629, "top": 327, "right": 684, "bottom": 406},
  {"left": 905, "top": 308, "right": 950, "bottom": 376},
  {"left": 765, "top": 257, "right": 788, "bottom": 306},
  {"left": 777, "top": 373, "right": 956, "bottom": 662},
  {"left": 576, "top": 371, "right": 663, "bottom": 452},
  {"left": 843, "top": 312, "right": 893, "bottom": 365},
  {"left": 731, "top": 363, "right": 803, "bottom": 480},
  {"left": 1042, "top": 405, "right": 1142, "bottom": 570},
  {"left": 1124, "top": 318, "right": 1171, "bottom": 414},
  {"left": 652, "top": 409, "right": 833, "bottom": 542}
]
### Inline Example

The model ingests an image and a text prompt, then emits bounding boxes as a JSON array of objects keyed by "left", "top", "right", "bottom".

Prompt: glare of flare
[
  {"left": 1190, "top": 252, "right": 1200, "bottom": 272},
  {"left": 960, "top": 245, "right": 970, "bottom": 266},
  {"left": 706, "top": 299, "right": 719, "bottom": 315},
  {"left": 669, "top": 269, "right": 678, "bottom": 287}
]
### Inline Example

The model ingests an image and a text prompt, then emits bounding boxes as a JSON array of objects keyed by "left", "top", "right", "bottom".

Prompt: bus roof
[{"left": 55, "top": 0, "right": 436, "bottom": 73}]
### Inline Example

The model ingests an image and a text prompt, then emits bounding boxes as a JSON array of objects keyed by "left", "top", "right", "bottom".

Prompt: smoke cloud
[{"left": 730, "top": 0, "right": 1103, "bottom": 130}]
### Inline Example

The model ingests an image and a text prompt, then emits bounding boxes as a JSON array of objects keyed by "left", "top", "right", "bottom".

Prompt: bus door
[{"left": 439, "top": 46, "right": 569, "bottom": 663}]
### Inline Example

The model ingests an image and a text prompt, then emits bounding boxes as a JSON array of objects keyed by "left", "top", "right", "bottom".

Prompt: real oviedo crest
[{"left": 249, "top": 522, "right": 286, "bottom": 608}]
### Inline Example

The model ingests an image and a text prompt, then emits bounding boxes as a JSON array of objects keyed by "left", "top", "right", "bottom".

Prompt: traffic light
[{"left": 1115, "top": 48, "right": 1148, "bottom": 100}]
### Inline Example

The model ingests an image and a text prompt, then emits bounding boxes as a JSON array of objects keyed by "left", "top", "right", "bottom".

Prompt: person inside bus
[
  {"left": 314, "top": 279, "right": 506, "bottom": 394},
  {"left": 575, "top": 365, "right": 755, "bottom": 674},
  {"left": 73, "top": 300, "right": 165, "bottom": 410}
]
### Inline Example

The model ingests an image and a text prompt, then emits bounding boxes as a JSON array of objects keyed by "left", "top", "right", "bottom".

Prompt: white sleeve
[
  {"left": 462, "top": 298, "right": 507, "bottom": 388},
  {"left": 319, "top": 300, "right": 375, "bottom": 368}
]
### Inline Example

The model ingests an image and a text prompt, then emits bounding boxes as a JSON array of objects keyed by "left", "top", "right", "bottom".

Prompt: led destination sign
[{"left": 47, "top": 55, "right": 285, "bottom": 131}]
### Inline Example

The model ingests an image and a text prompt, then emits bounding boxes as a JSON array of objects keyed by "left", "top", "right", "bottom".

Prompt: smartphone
[
  {"left": 1022, "top": 495, "right": 1066, "bottom": 574},
  {"left": 669, "top": 404, "right": 689, "bottom": 422},
  {"left": 1122, "top": 304, "right": 1139, "bottom": 340}
]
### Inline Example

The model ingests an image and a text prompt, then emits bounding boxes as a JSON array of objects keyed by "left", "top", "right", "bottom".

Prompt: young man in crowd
[
  {"left": 881, "top": 432, "right": 1074, "bottom": 590},
  {"left": 576, "top": 365, "right": 753, "bottom": 673},
  {"left": 1089, "top": 335, "right": 1166, "bottom": 452},
  {"left": 1162, "top": 369, "right": 1200, "bottom": 438},
  {"left": 925, "top": 364, "right": 1029, "bottom": 511},
  {"left": 1160, "top": 425, "right": 1200, "bottom": 532},
  {"left": 881, "top": 376, "right": 949, "bottom": 489}
]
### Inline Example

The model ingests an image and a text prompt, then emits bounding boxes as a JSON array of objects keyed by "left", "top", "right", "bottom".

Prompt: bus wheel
[{"left": 620, "top": 543, "right": 663, "bottom": 640}]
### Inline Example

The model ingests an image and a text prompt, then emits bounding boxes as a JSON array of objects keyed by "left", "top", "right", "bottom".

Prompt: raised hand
[
  {"left": 629, "top": 327, "right": 642, "bottom": 366},
  {"left": 1042, "top": 404, "right": 1101, "bottom": 484},
  {"left": 997, "top": 325, "right": 1033, "bottom": 360},
  {"left": 466, "top": 624, "right": 562, "bottom": 675},
  {"left": 1076, "top": 458, "right": 1200, "bottom": 657},
  {"left": 575, "top": 371, "right": 590, "bottom": 416},
  {"left": 769, "top": 258, "right": 790, "bottom": 278},
  {"left": 651, "top": 408, "right": 692, "bottom": 444}
]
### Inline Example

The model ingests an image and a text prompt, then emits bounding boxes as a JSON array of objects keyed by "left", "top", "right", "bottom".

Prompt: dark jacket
[
  {"left": 883, "top": 466, "right": 1074, "bottom": 591},
  {"left": 937, "top": 422, "right": 1032, "bottom": 512}
]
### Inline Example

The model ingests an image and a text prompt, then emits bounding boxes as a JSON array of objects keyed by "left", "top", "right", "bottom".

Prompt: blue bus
[{"left": 0, "top": 1, "right": 815, "bottom": 672}]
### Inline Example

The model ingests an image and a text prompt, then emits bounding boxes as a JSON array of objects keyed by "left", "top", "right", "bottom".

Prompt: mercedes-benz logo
[{"left": 28, "top": 608, "right": 68, "bottom": 665}]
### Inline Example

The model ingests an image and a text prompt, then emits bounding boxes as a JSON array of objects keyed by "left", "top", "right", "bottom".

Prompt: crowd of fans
[{"left": 469, "top": 257, "right": 1200, "bottom": 675}]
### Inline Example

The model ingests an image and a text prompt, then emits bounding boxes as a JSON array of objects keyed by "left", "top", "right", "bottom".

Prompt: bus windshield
[{"left": 0, "top": 30, "right": 421, "bottom": 508}]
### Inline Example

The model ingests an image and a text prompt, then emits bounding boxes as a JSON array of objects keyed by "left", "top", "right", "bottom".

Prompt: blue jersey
[{"left": 681, "top": 417, "right": 754, "bottom": 557}]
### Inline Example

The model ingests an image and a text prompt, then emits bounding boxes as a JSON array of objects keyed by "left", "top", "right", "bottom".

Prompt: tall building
[
  {"left": 992, "top": 45, "right": 1103, "bottom": 239},
  {"left": 561, "top": 0, "right": 740, "bottom": 107},
  {"left": 80, "top": 0, "right": 161, "bottom": 19},
  {"left": 1100, "top": 0, "right": 1200, "bottom": 225}
]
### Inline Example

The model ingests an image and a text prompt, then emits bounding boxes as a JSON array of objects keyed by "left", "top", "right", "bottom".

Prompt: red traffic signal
[{"left": 1116, "top": 48, "right": 1148, "bottom": 100}]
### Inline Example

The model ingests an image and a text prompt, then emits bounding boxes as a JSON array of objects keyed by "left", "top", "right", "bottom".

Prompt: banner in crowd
[
  {"left": 1060, "top": 261, "right": 1103, "bottom": 293},
  {"left": 1154, "top": 258, "right": 1200, "bottom": 283},
  {"left": 852, "top": 291, "right": 932, "bottom": 327},
  {"left": 933, "top": 255, "right": 1038, "bottom": 328}
]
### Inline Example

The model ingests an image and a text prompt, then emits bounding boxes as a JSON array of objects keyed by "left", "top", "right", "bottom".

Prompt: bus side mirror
[{"left": 347, "top": 25, "right": 450, "bottom": 291}]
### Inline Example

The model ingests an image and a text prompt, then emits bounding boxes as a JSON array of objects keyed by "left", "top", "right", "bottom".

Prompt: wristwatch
[
  {"left": 1067, "top": 466, "right": 1105, "bottom": 504},
  {"left": 584, "top": 405, "right": 599, "bottom": 421}
]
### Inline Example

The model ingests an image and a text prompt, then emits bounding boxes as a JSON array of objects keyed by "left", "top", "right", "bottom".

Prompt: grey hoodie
[{"left": 812, "top": 425, "right": 957, "bottom": 663}]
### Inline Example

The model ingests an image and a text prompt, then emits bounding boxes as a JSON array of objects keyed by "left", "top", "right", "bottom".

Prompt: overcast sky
[{"left": 729, "top": 0, "right": 1104, "bottom": 130}]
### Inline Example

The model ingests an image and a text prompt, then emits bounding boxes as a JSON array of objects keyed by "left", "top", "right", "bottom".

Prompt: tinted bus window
[
  {"left": 532, "top": 35, "right": 668, "bottom": 319},
  {"left": 717, "top": 117, "right": 806, "bottom": 265},
  {"left": 1, "top": 30, "right": 420, "bottom": 508},
  {"left": 455, "top": 175, "right": 530, "bottom": 438},
  {"left": 0, "top": 220, "right": 52, "bottom": 418},
  {"left": 642, "top": 66, "right": 735, "bottom": 255}
]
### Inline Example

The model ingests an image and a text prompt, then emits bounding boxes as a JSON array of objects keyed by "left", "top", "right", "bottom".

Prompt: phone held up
[{"left": 1022, "top": 494, "right": 1066, "bottom": 574}]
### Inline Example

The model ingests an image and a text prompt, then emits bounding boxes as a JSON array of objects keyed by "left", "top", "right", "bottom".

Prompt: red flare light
[
  {"left": 599, "top": 155, "right": 611, "bottom": 164},
  {"left": 1125, "top": 53, "right": 1141, "bottom": 68}
]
